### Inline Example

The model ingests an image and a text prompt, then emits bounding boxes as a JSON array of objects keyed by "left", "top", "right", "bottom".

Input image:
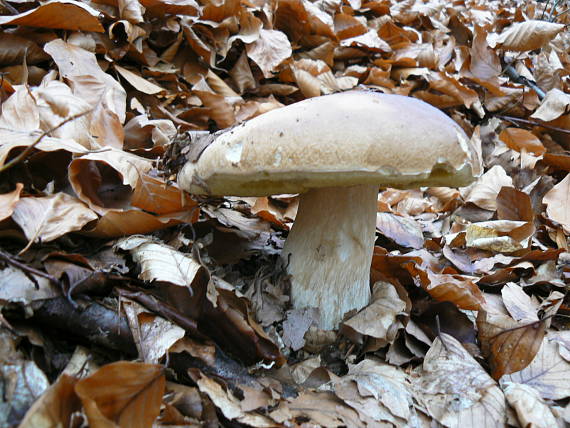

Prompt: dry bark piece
[{"left": 179, "top": 91, "right": 480, "bottom": 329}]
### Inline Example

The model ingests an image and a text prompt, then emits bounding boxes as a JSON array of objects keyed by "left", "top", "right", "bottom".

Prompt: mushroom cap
[{"left": 178, "top": 91, "right": 481, "bottom": 196}]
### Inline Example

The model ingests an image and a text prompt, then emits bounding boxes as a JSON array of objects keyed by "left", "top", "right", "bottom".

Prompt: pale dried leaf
[
  {"left": 123, "top": 300, "right": 186, "bottom": 363},
  {"left": 501, "top": 335, "right": 570, "bottom": 400},
  {"left": 343, "top": 282, "right": 406, "bottom": 343},
  {"left": 246, "top": 29, "right": 292, "bottom": 78},
  {"left": 0, "top": 266, "right": 59, "bottom": 304},
  {"left": 503, "top": 383, "right": 559, "bottom": 428},
  {"left": 376, "top": 213, "right": 424, "bottom": 249},
  {"left": 11, "top": 193, "right": 98, "bottom": 247},
  {"left": 116, "top": 235, "right": 202, "bottom": 287},
  {"left": 543, "top": 174, "right": 570, "bottom": 234},
  {"left": 495, "top": 20, "right": 564, "bottom": 51},
  {"left": 415, "top": 333, "right": 506, "bottom": 427},
  {"left": 0, "top": 85, "right": 40, "bottom": 131},
  {"left": 501, "top": 282, "right": 538, "bottom": 323},
  {"left": 531, "top": 89, "right": 570, "bottom": 122},
  {"left": 0, "top": 183, "right": 23, "bottom": 221},
  {"left": 114, "top": 65, "right": 164, "bottom": 95},
  {"left": 465, "top": 165, "right": 513, "bottom": 210}
]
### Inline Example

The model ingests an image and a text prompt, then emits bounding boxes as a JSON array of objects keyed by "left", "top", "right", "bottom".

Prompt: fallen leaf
[
  {"left": 11, "top": 193, "right": 98, "bottom": 250},
  {"left": 0, "top": 0, "right": 104, "bottom": 32},
  {"left": 246, "top": 29, "right": 292, "bottom": 78},
  {"left": 75, "top": 361, "right": 165, "bottom": 428},
  {"left": 494, "top": 20, "right": 564, "bottom": 51},
  {"left": 502, "top": 382, "right": 559, "bottom": 428},
  {"left": 464, "top": 165, "right": 513, "bottom": 211},
  {"left": 0, "top": 183, "right": 23, "bottom": 221},
  {"left": 342, "top": 281, "right": 406, "bottom": 345},
  {"left": 501, "top": 334, "right": 570, "bottom": 400},
  {"left": 543, "top": 174, "right": 570, "bottom": 234},
  {"left": 18, "top": 374, "right": 80, "bottom": 428},
  {"left": 414, "top": 333, "right": 506, "bottom": 427},
  {"left": 499, "top": 128, "right": 546, "bottom": 156},
  {"left": 477, "top": 310, "right": 546, "bottom": 380},
  {"left": 116, "top": 235, "right": 203, "bottom": 287},
  {"left": 531, "top": 89, "right": 570, "bottom": 122},
  {"left": 376, "top": 212, "right": 424, "bottom": 249}
]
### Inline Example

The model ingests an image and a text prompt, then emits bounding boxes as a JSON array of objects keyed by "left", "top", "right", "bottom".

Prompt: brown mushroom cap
[{"left": 178, "top": 91, "right": 480, "bottom": 196}]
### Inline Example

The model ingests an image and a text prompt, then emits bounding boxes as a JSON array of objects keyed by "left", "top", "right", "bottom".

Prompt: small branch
[
  {"left": 0, "top": 110, "right": 91, "bottom": 174},
  {"left": 496, "top": 115, "right": 570, "bottom": 135},
  {"left": 503, "top": 65, "right": 546, "bottom": 100}
]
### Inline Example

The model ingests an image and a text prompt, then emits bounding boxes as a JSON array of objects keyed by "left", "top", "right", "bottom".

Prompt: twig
[
  {"left": 0, "top": 250, "right": 60, "bottom": 289},
  {"left": 503, "top": 65, "right": 546, "bottom": 100},
  {"left": 0, "top": 110, "right": 91, "bottom": 174},
  {"left": 495, "top": 115, "right": 570, "bottom": 134}
]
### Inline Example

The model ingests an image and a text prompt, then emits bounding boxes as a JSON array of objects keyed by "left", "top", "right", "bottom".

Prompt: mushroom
[{"left": 178, "top": 91, "right": 480, "bottom": 330}]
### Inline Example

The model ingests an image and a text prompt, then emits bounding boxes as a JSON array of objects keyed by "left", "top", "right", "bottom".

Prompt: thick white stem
[{"left": 282, "top": 185, "right": 378, "bottom": 330}]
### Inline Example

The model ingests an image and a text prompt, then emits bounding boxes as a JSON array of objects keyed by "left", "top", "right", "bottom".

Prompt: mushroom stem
[{"left": 282, "top": 184, "right": 378, "bottom": 330}]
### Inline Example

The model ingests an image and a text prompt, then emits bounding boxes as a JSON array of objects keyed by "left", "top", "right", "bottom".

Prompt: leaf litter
[{"left": 2, "top": 0, "right": 570, "bottom": 427}]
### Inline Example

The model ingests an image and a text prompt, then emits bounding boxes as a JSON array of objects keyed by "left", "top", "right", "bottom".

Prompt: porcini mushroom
[{"left": 178, "top": 91, "right": 480, "bottom": 330}]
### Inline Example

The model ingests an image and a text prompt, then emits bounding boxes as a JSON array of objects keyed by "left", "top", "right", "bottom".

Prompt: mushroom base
[{"left": 282, "top": 185, "right": 378, "bottom": 330}]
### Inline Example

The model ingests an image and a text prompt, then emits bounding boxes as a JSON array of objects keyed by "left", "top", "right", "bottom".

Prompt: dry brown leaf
[
  {"left": 0, "top": 130, "right": 89, "bottom": 167},
  {"left": 427, "top": 71, "right": 481, "bottom": 110},
  {"left": 464, "top": 165, "right": 513, "bottom": 211},
  {"left": 424, "top": 270, "right": 485, "bottom": 310},
  {"left": 118, "top": 0, "right": 145, "bottom": 23},
  {"left": 18, "top": 374, "right": 80, "bottom": 428},
  {"left": 469, "top": 25, "right": 501, "bottom": 82},
  {"left": 123, "top": 116, "right": 176, "bottom": 150},
  {"left": 414, "top": 333, "right": 506, "bottom": 427},
  {"left": 69, "top": 149, "right": 152, "bottom": 215},
  {"left": 501, "top": 334, "right": 570, "bottom": 400},
  {"left": 86, "top": 209, "right": 196, "bottom": 237},
  {"left": 0, "top": 183, "right": 23, "bottom": 222},
  {"left": 543, "top": 174, "right": 570, "bottom": 234},
  {"left": 11, "top": 193, "right": 98, "bottom": 250},
  {"left": 75, "top": 361, "right": 165, "bottom": 428},
  {"left": 246, "top": 29, "right": 292, "bottom": 78},
  {"left": 499, "top": 128, "right": 546, "bottom": 156},
  {"left": 140, "top": 0, "right": 199, "bottom": 16},
  {"left": 0, "top": 84, "right": 40, "bottom": 132},
  {"left": 0, "top": 0, "right": 104, "bottom": 32},
  {"left": 496, "top": 186, "right": 534, "bottom": 222},
  {"left": 0, "top": 33, "right": 50, "bottom": 66},
  {"left": 44, "top": 39, "right": 126, "bottom": 124},
  {"left": 495, "top": 20, "right": 564, "bottom": 51},
  {"left": 531, "top": 88, "right": 570, "bottom": 122},
  {"left": 477, "top": 310, "right": 546, "bottom": 380}
]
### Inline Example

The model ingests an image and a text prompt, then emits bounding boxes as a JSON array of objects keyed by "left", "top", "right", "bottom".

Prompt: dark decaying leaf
[{"left": 477, "top": 310, "right": 547, "bottom": 380}]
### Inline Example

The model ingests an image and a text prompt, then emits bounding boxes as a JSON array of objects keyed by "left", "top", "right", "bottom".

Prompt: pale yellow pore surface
[{"left": 178, "top": 91, "right": 477, "bottom": 197}]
